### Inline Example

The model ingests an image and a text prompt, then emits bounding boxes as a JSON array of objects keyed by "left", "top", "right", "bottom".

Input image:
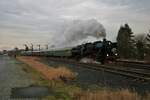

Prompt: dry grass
[
  {"left": 17, "top": 56, "right": 150, "bottom": 100},
  {"left": 72, "top": 89, "right": 149, "bottom": 100},
  {"left": 17, "top": 56, "right": 76, "bottom": 81},
  {"left": 49, "top": 67, "right": 76, "bottom": 80}
]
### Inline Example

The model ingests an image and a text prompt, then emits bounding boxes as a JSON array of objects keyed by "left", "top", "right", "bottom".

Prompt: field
[{"left": 17, "top": 56, "right": 150, "bottom": 100}]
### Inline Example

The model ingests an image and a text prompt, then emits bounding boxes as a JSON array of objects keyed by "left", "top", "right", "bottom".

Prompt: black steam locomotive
[{"left": 71, "top": 39, "right": 117, "bottom": 64}]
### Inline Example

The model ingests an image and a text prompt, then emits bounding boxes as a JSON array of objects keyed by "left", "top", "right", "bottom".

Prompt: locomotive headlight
[
  {"left": 115, "top": 53, "right": 118, "bottom": 56},
  {"left": 107, "top": 54, "right": 109, "bottom": 56}
]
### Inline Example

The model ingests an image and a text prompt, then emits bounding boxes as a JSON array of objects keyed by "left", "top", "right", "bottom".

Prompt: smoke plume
[{"left": 51, "top": 19, "right": 106, "bottom": 48}]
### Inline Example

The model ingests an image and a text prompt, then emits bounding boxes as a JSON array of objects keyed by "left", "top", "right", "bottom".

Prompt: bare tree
[
  {"left": 23, "top": 44, "right": 29, "bottom": 51},
  {"left": 144, "top": 30, "right": 150, "bottom": 61},
  {"left": 135, "top": 34, "right": 146, "bottom": 42},
  {"left": 146, "top": 33, "right": 150, "bottom": 43},
  {"left": 134, "top": 33, "right": 150, "bottom": 60}
]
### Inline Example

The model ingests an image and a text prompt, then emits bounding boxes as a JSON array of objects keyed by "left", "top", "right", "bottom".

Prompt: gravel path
[{"left": 0, "top": 55, "right": 35, "bottom": 99}]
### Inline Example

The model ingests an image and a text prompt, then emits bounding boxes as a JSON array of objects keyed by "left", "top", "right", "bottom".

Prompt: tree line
[{"left": 117, "top": 24, "right": 150, "bottom": 60}]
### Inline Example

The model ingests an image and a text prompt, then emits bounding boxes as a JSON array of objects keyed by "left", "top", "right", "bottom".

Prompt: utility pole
[
  {"left": 45, "top": 44, "right": 48, "bottom": 50},
  {"left": 37, "top": 44, "right": 41, "bottom": 51},
  {"left": 31, "top": 43, "right": 33, "bottom": 51}
]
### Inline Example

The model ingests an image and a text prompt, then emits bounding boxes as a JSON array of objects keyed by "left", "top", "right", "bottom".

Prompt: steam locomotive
[
  {"left": 71, "top": 39, "right": 117, "bottom": 63},
  {"left": 20, "top": 39, "right": 117, "bottom": 64}
]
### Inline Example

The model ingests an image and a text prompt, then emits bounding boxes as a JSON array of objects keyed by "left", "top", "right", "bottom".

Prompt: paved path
[{"left": 0, "top": 55, "right": 34, "bottom": 99}]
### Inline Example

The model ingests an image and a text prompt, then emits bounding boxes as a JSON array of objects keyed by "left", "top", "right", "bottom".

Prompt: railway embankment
[
  {"left": 16, "top": 56, "right": 150, "bottom": 100},
  {"left": 17, "top": 56, "right": 76, "bottom": 81}
]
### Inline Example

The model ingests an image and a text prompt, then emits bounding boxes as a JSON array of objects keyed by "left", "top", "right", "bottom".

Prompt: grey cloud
[{"left": 0, "top": 0, "right": 150, "bottom": 50}]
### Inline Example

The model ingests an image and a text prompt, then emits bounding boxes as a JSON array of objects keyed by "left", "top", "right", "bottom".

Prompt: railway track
[
  {"left": 116, "top": 60, "right": 150, "bottom": 70},
  {"left": 47, "top": 57, "right": 150, "bottom": 82}
]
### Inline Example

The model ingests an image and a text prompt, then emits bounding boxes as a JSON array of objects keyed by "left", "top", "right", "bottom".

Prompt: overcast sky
[{"left": 0, "top": 0, "right": 150, "bottom": 50}]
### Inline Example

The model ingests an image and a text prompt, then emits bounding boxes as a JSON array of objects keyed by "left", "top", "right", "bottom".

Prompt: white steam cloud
[{"left": 51, "top": 19, "right": 106, "bottom": 48}]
